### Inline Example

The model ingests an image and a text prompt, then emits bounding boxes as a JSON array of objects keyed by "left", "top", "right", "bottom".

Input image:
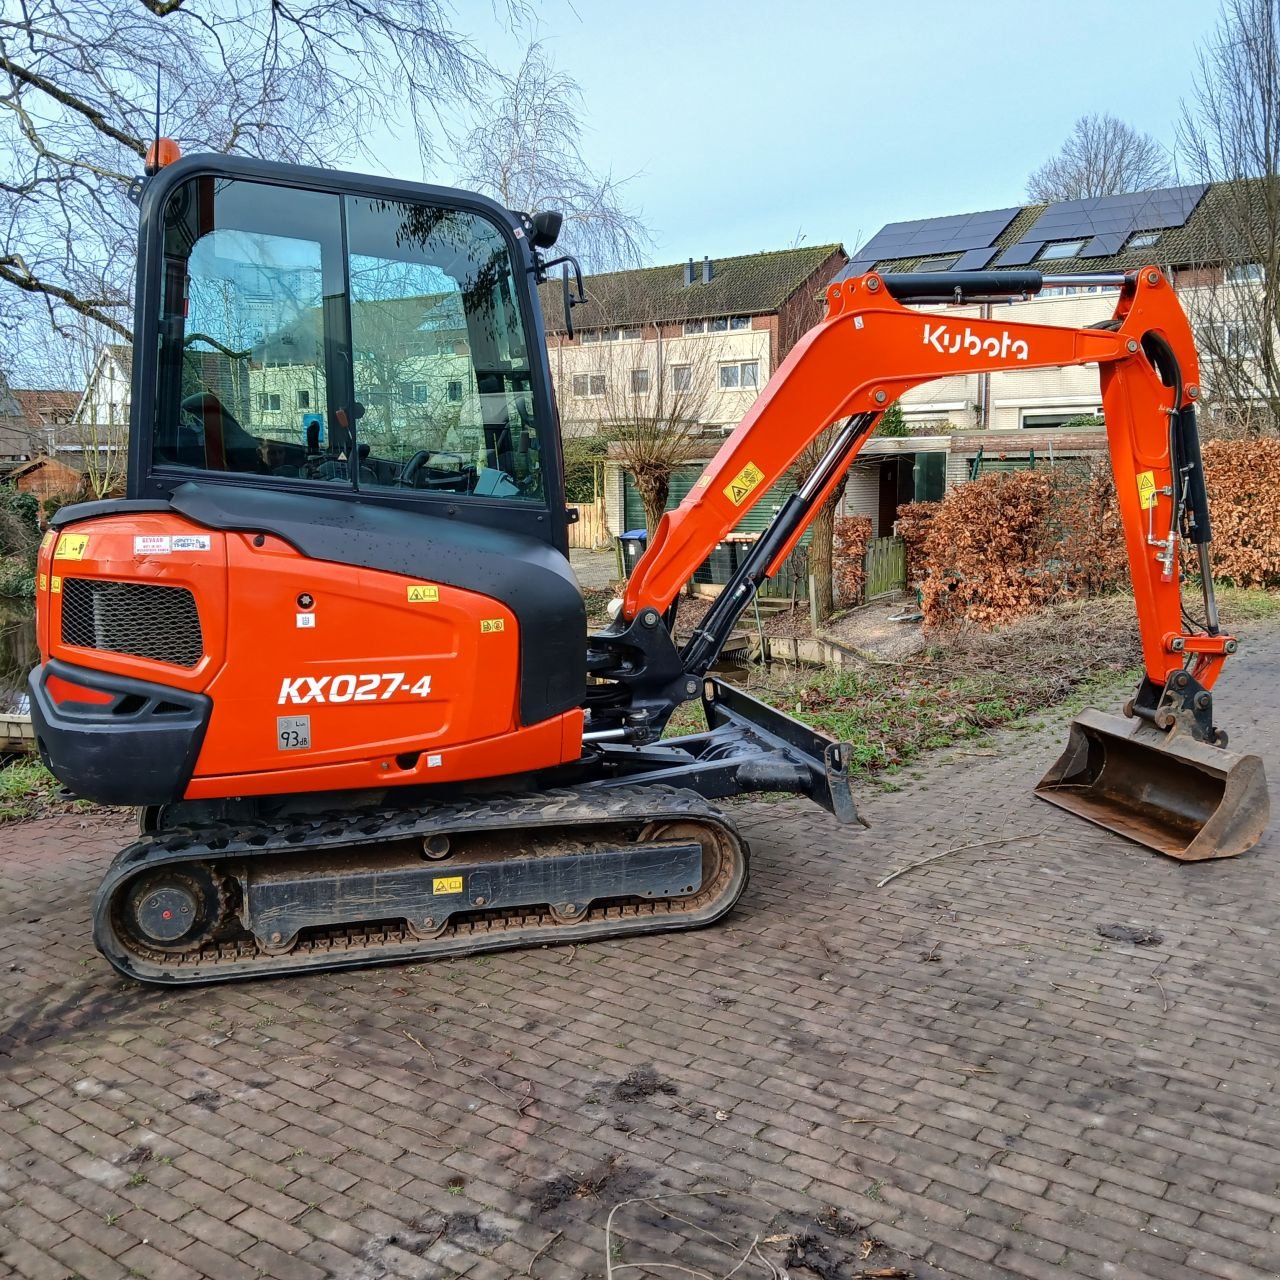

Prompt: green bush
[
  {"left": 874, "top": 403, "right": 908, "bottom": 437},
  {"left": 562, "top": 435, "right": 607, "bottom": 503}
]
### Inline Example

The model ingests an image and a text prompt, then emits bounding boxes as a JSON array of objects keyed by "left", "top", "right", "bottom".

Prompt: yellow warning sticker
[
  {"left": 480, "top": 618, "right": 505, "bottom": 633},
  {"left": 40, "top": 531, "right": 54, "bottom": 551},
  {"left": 54, "top": 533, "right": 89, "bottom": 560},
  {"left": 723, "top": 461, "right": 766, "bottom": 507},
  {"left": 1136, "top": 471, "right": 1158, "bottom": 510},
  {"left": 38, "top": 573, "right": 46, "bottom": 592},
  {"left": 693, "top": 472, "right": 712, "bottom": 489},
  {"left": 407, "top": 584, "right": 440, "bottom": 603},
  {"left": 432, "top": 876, "right": 463, "bottom": 896},
  {"left": 50, "top": 575, "right": 61, "bottom": 594}
]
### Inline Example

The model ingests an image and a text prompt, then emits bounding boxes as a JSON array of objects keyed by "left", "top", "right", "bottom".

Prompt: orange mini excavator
[{"left": 29, "top": 151, "right": 1268, "bottom": 983}]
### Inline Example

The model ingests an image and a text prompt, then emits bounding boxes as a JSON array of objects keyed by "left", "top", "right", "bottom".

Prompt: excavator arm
[{"left": 587, "top": 267, "right": 1268, "bottom": 860}]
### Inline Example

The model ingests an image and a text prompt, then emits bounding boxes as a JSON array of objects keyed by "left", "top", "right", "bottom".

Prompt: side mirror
[
  {"left": 541, "top": 255, "right": 586, "bottom": 338},
  {"left": 530, "top": 210, "right": 563, "bottom": 250}
]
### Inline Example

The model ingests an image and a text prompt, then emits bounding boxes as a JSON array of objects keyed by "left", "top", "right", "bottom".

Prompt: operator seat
[{"left": 180, "top": 393, "right": 265, "bottom": 473}]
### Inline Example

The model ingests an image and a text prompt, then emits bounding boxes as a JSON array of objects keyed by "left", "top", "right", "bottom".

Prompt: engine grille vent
[{"left": 60, "top": 579, "right": 203, "bottom": 668}]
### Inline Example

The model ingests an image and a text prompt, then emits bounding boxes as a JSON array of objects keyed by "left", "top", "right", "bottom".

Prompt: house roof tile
[{"left": 540, "top": 244, "right": 846, "bottom": 332}]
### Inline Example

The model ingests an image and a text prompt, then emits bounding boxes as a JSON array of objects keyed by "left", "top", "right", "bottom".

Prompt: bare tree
[
  {"left": 1179, "top": 0, "right": 1280, "bottom": 433},
  {"left": 1027, "top": 113, "right": 1171, "bottom": 203},
  {"left": 458, "top": 42, "right": 649, "bottom": 270},
  {"left": 0, "top": 0, "right": 525, "bottom": 376},
  {"left": 558, "top": 283, "right": 729, "bottom": 534}
]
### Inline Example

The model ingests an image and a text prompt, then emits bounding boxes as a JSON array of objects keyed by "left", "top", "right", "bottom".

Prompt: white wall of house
[
  {"left": 551, "top": 326, "right": 771, "bottom": 437},
  {"left": 894, "top": 290, "right": 1133, "bottom": 430},
  {"left": 73, "top": 351, "right": 130, "bottom": 434}
]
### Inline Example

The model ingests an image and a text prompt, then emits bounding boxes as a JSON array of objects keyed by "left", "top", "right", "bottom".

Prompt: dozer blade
[{"left": 1035, "top": 708, "right": 1269, "bottom": 862}]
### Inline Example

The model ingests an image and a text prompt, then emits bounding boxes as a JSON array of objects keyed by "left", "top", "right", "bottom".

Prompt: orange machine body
[{"left": 35, "top": 515, "right": 584, "bottom": 799}]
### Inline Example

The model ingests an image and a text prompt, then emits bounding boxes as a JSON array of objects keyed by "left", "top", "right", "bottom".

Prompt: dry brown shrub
[
  {"left": 920, "top": 471, "right": 1059, "bottom": 626},
  {"left": 916, "top": 464, "right": 1126, "bottom": 627},
  {"left": 833, "top": 515, "right": 872, "bottom": 602},
  {"left": 893, "top": 501, "right": 940, "bottom": 585},
  {"left": 1203, "top": 439, "right": 1280, "bottom": 588}
]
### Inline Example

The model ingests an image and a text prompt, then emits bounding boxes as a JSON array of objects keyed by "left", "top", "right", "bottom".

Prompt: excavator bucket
[{"left": 1035, "top": 708, "right": 1269, "bottom": 862}]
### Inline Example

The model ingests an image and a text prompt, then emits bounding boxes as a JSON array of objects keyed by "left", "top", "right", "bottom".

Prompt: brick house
[
  {"left": 539, "top": 243, "right": 848, "bottom": 537},
  {"left": 833, "top": 181, "right": 1263, "bottom": 535}
]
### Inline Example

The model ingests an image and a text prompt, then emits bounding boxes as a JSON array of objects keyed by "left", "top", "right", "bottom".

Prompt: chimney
[
  {"left": 702, "top": 256, "right": 713, "bottom": 284},
  {"left": 684, "top": 258, "right": 695, "bottom": 287}
]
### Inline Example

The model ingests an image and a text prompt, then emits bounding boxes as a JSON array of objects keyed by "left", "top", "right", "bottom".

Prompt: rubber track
[{"left": 93, "top": 785, "right": 749, "bottom": 985}]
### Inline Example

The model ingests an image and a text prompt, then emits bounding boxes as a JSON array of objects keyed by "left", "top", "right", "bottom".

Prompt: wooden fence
[
  {"left": 864, "top": 535, "right": 907, "bottom": 599},
  {"left": 568, "top": 499, "right": 609, "bottom": 549}
]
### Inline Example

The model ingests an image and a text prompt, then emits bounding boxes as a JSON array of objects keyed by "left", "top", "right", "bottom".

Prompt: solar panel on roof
[
  {"left": 1004, "top": 183, "right": 1208, "bottom": 264},
  {"left": 1083, "top": 231, "right": 1127, "bottom": 256},
  {"left": 849, "top": 205, "right": 1019, "bottom": 268},
  {"left": 994, "top": 241, "right": 1041, "bottom": 267},
  {"left": 952, "top": 246, "right": 998, "bottom": 270}
]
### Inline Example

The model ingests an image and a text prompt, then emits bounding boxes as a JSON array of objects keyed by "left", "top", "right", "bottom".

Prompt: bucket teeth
[{"left": 1035, "top": 708, "right": 1270, "bottom": 861}]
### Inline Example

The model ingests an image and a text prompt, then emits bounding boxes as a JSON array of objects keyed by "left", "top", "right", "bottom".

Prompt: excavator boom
[{"left": 591, "top": 266, "right": 1268, "bottom": 860}]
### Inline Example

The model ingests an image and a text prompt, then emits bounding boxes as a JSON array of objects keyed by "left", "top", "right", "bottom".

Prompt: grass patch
[
  {"left": 0, "top": 757, "right": 93, "bottom": 823},
  {"left": 1214, "top": 585, "right": 1280, "bottom": 621},
  {"left": 665, "top": 594, "right": 1146, "bottom": 780}
]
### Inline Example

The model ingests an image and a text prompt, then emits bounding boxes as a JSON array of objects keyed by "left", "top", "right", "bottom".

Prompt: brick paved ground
[{"left": 3, "top": 621, "right": 1280, "bottom": 1280}]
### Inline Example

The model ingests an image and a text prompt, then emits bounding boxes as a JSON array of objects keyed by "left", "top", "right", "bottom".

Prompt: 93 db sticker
[
  {"left": 277, "top": 672, "right": 432, "bottom": 704},
  {"left": 277, "top": 716, "right": 311, "bottom": 750}
]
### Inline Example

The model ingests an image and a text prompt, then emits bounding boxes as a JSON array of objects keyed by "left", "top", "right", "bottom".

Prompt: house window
[
  {"left": 1021, "top": 409, "right": 1104, "bottom": 429},
  {"left": 1126, "top": 230, "right": 1160, "bottom": 250},
  {"left": 730, "top": 316, "right": 751, "bottom": 330},
  {"left": 581, "top": 329, "right": 601, "bottom": 343},
  {"left": 408, "top": 382, "right": 432, "bottom": 404},
  {"left": 1200, "top": 323, "right": 1259, "bottom": 358},
  {"left": 631, "top": 368, "right": 650, "bottom": 394},
  {"left": 683, "top": 320, "right": 706, "bottom": 335},
  {"left": 914, "top": 255, "right": 961, "bottom": 271},
  {"left": 709, "top": 317, "right": 729, "bottom": 332},
  {"left": 1039, "top": 239, "right": 1088, "bottom": 261},
  {"left": 572, "top": 373, "right": 607, "bottom": 397},
  {"left": 672, "top": 364, "right": 693, "bottom": 391},
  {"left": 719, "top": 361, "right": 759, "bottom": 389},
  {"left": 297, "top": 389, "right": 310, "bottom": 410},
  {"left": 447, "top": 380, "right": 463, "bottom": 402},
  {"left": 258, "top": 392, "right": 282, "bottom": 412},
  {"left": 1227, "top": 262, "right": 1264, "bottom": 284},
  {"left": 617, "top": 326, "right": 642, "bottom": 341}
]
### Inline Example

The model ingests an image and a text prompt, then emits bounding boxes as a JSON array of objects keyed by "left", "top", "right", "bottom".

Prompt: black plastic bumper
[{"left": 28, "top": 659, "right": 211, "bottom": 806}]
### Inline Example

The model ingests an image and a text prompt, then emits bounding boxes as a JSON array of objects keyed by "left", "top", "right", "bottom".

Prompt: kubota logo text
[{"left": 924, "top": 322, "right": 1029, "bottom": 361}]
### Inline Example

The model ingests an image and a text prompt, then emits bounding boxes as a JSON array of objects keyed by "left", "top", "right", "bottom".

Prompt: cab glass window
[{"left": 151, "top": 176, "right": 545, "bottom": 503}]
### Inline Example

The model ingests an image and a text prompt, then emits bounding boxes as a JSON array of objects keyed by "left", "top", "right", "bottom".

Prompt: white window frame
[
  {"left": 630, "top": 368, "right": 650, "bottom": 394},
  {"left": 1126, "top": 230, "right": 1160, "bottom": 250},
  {"left": 573, "top": 372, "right": 607, "bottom": 398},
  {"left": 1039, "top": 239, "right": 1088, "bottom": 261},
  {"left": 1020, "top": 408, "right": 1104, "bottom": 429},
  {"left": 672, "top": 364, "right": 693, "bottom": 391},
  {"left": 683, "top": 320, "right": 706, "bottom": 335},
  {"left": 719, "top": 360, "right": 759, "bottom": 390},
  {"left": 1227, "top": 262, "right": 1264, "bottom": 285},
  {"left": 914, "top": 255, "right": 961, "bottom": 272}
]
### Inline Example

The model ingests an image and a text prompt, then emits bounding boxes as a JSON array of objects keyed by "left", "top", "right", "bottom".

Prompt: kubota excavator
[{"left": 28, "top": 150, "right": 1269, "bottom": 984}]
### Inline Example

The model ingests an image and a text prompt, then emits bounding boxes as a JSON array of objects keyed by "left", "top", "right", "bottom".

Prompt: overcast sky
[{"left": 380, "top": 0, "right": 1223, "bottom": 267}]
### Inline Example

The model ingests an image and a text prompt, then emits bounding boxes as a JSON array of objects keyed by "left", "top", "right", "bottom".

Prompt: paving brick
[{"left": 9, "top": 625, "right": 1280, "bottom": 1279}]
